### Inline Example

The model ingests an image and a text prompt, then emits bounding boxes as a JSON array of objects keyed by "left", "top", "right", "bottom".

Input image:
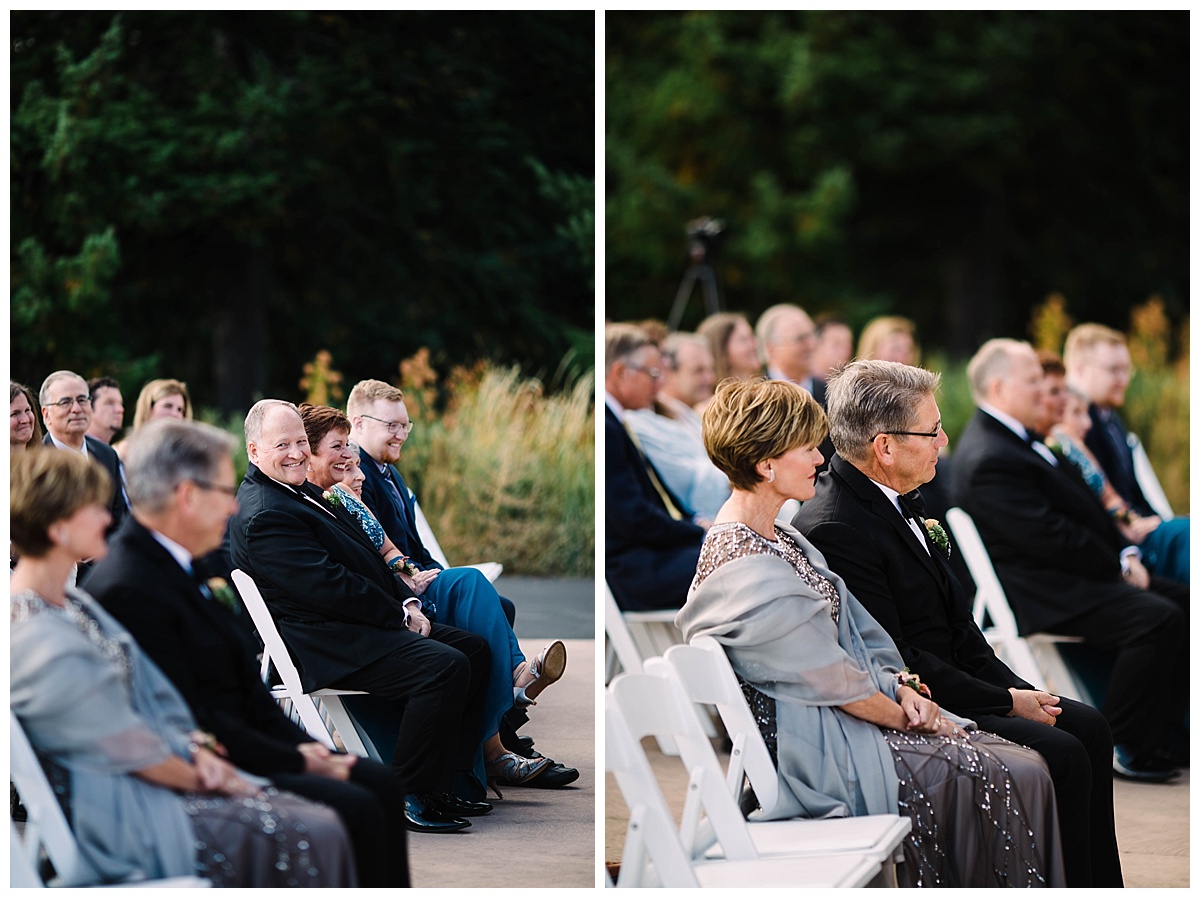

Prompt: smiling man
[
  {"left": 794, "top": 358, "right": 1122, "bottom": 887},
  {"left": 227, "top": 399, "right": 492, "bottom": 833}
]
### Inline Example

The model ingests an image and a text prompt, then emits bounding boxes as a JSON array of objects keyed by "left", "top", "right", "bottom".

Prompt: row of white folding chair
[
  {"left": 10, "top": 711, "right": 210, "bottom": 888},
  {"left": 944, "top": 508, "right": 1090, "bottom": 704},
  {"left": 606, "top": 671, "right": 886, "bottom": 888},
  {"left": 657, "top": 640, "right": 909, "bottom": 881},
  {"left": 230, "top": 568, "right": 381, "bottom": 760}
]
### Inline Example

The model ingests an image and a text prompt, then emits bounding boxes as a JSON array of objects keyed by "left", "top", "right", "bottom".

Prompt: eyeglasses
[
  {"left": 47, "top": 396, "right": 92, "bottom": 410},
  {"left": 192, "top": 478, "right": 239, "bottom": 497},
  {"left": 360, "top": 414, "right": 414, "bottom": 435},
  {"left": 626, "top": 363, "right": 662, "bottom": 380},
  {"left": 877, "top": 421, "right": 943, "bottom": 440}
]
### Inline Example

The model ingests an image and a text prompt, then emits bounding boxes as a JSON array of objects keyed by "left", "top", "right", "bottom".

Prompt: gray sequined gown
[
  {"left": 677, "top": 522, "right": 1065, "bottom": 888},
  {"left": 11, "top": 587, "right": 357, "bottom": 887}
]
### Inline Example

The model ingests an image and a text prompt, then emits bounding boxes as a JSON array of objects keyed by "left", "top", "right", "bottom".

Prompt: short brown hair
[
  {"left": 11, "top": 449, "right": 113, "bottom": 558},
  {"left": 347, "top": 379, "right": 405, "bottom": 418},
  {"left": 702, "top": 378, "right": 827, "bottom": 492},
  {"left": 299, "top": 403, "right": 351, "bottom": 452}
]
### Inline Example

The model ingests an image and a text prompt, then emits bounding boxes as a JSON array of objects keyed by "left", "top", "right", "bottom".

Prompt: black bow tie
[{"left": 898, "top": 489, "right": 926, "bottom": 523}]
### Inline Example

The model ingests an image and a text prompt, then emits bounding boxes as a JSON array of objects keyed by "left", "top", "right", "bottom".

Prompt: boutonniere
[
  {"left": 923, "top": 518, "right": 951, "bottom": 558},
  {"left": 322, "top": 489, "right": 343, "bottom": 509},
  {"left": 205, "top": 577, "right": 239, "bottom": 612}
]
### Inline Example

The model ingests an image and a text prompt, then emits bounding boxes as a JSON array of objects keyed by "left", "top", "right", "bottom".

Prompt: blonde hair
[
  {"left": 347, "top": 379, "right": 405, "bottom": 418},
  {"left": 702, "top": 378, "right": 827, "bottom": 492},
  {"left": 11, "top": 448, "right": 113, "bottom": 558},
  {"left": 132, "top": 379, "right": 192, "bottom": 430}
]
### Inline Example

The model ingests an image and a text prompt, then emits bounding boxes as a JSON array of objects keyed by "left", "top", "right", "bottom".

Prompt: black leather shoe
[
  {"left": 510, "top": 760, "right": 579, "bottom": 788},
  {"left": 403, "top": 793, "right": 471, "bottom": 832},
  {"left": 432, "top": 791, "right": 493, "bottom": 816},
  {"left": 1113, "top": 745, "right": 1181, "bottom": 783}
]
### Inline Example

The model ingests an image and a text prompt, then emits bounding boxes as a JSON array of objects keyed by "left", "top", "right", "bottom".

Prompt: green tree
[{"left": 12, "top": 11, "right": 594, "bottom": 410}]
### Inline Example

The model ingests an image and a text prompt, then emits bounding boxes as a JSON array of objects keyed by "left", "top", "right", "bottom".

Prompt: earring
[{"left": 767, "top": 467, "right": 776, "bottom": 483}]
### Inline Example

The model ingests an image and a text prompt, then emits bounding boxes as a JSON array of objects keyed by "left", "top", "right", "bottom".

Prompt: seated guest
[
  {"left": 810, "top": 313, "right": 854, "bottom": 382},
  {"left": 305, "top": 402, "right": 565, "bottom": 792},
  {"left": 86, "top": 376, "right": 125, "bottom": 444},
  {"left": 11, "top": 380, "right": 42, "bottom": 454},
  {"left": 626, "top": 332, "right": 730, "bottom": 519},
  {"left": 793, "top": 359, "right": 1121, "bottom": 886},
  {"left": 676, "top": 378, "right": 1065, "bottom": 887},
  {"left": 1064, "top": 322, "right": 1189, "bottom": 582},
  {"left": 603, "top": 324, "right": 706, "bottom": 611},
  {"left": 227, "top": 399, "right": 491, "bottom": 833},
  {"left": 952, "top": 338, "right": 1188, "bottom": 781},
  {"left": 39, "top": 370, "right": 128, "bottom": 539},
  {"left": 697, "top": 311, "right": 762, "bottom": 388},
  {"left": 10, "top": 449, "right": 356, "bottom": 887},
  {"left": 857, "top": 315, "right": 920, "bottom": 366},
  {"left": 85, "top": 418, "right": 412, "bottom": 885}
]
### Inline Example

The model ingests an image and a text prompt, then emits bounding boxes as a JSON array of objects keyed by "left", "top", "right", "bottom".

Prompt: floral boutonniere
[
  {"left": 205, "top": 577, "right": 240, "bottom": 612},
  {"left": 923, "top": 518, "right": 951, "bottom": 558},
  {"left": 322, "top": 489, "right": 343, "bottom": 509}
]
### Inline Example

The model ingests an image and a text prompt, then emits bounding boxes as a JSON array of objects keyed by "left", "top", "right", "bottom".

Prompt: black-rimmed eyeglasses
[{"left": 360, "top": 414, "right": 414, "bottom": 435}]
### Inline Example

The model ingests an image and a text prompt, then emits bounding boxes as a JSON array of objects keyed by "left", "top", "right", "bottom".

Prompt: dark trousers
[
  {"left": 975, "top": 697, "right": 1122, "bottom": 887},
  {"left": 273, "top": 757, "right": 410, "bottom": 887},
  {"left": 1053, "top": 577, "right": 1188, "bottom": 752},
  {"left": 330, "top": 623, "right": 490, "bottom": 793}
]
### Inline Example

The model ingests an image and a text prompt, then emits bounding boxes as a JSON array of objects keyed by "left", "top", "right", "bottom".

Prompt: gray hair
[
  {"left": 966, "top": 338, "right": 1031, "bottom": 403},
  {"left": 826, "top": 360, "right": 941, "bottom": 463},
  {"left": 39, "top": 370, "right": 86, "bottom": 406},
  {"left": 123, "top": 418, "right": 238, "bottom": 513},
  {"left": 244, "top": 398, "right": 300, "bottom": 447}
]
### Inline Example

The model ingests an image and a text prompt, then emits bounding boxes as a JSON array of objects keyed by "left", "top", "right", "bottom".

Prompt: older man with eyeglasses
[{"left": 39, "top": 369, "right": 129, "bottom": 541}]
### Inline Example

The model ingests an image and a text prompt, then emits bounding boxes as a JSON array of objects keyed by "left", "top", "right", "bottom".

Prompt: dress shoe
[
  {"left": 512, "top": 760, "right": 579, "bottom": 788},
  {"left": 431, "top": 791, "right": 493, "bottom": 816},
  {"left": 403, "top": 792, "right": 471, "bottom": 833},
  {"left": 1112, "top": 745, "right": 1181, "bottom": 783}
]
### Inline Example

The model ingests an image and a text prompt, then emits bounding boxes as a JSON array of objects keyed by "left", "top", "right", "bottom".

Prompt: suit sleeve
[
  {"left": 805, "top": 520, "right": 1017, "bottom": 716},
  {"left": 238, "top": 506, "right": 411, "bottom": 629}
]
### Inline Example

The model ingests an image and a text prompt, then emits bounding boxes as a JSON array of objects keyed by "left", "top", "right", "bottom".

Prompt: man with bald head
[
  {"left": 40, "top": 369, "right": 128, "bottom": 539},
  {"left": 227, "top": 399, "right": 491, "bottom": 833},
  {"left": 952, "top": 339, "right": 1188, "bottom": 783}
]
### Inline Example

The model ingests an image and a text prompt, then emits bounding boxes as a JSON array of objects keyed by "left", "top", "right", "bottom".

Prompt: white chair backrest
[
  {"left": 662, "top": 637, "right": 780, "bottom": 815},
  {"left": 945, "top": 507, "right": 1020, "bottom": 640},
  {"left": 1128, "top": 432, "right": 1175, "bottom": 521},
  {"left": 10, "top": 711, "right": 90, "bottom": 886}
]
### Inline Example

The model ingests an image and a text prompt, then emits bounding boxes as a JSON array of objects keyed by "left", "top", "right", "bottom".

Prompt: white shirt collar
[
  {"left": 149, "top": 528, "right": 194, "bottom": 573},
  {"left": 49, "top": 433, "right": 89, "bottom": 458}
]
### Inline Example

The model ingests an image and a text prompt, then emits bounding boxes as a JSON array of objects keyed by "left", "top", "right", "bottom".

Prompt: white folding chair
[
  {"left": 606, "top": 674, "right": 882, "bottom": 888},
  {"left": 10, "top": 712, "right": 210, "bottom": 888},
  {"left": 658, "top": 642, "right": 909, "bottom": 883},
  {"left": 945, "top": 508, "right": 1089, "bottom": 703},
  {"left": 1128, "top": 432, "right": 1175, "bottom": 521},
  {"left": 230, "top": 569, "right": 381, "bottom": 759},
  {"left": 410, "top": 491, "right": 503, "bottom": 582}
]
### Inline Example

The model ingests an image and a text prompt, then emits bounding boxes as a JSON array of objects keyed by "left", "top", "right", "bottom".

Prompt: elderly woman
[
  {"left": 10, "top": 449, "right": 355, "bottom": 886},
  {"left": 298, "top": 404, "right": 564, "bottom": 793},
  {"left": 676, "top": 378, "right": 1065, "bottom": 887},
  {"left": 10, "top": 381, "right": 42, "bottom": 453}
]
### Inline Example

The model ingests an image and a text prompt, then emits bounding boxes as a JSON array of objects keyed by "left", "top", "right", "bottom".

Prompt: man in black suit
[
  {"left": 604, "top": 323, "right": 706, "bottom": 611},
  {"left": 227, "top": 399, "right": 491, "bottom": 833},
  {"left": 794, "top": 358, "right": 1122, "bottom": 887},
  {"left": 39, "top": 369, "right": 129, "bottom": 539},
  {"left": 85, "top": 419, "right": 410, "bottom": 884},
  {"left": 951, "top": 339, "right": 1187, "bottom": 783}
]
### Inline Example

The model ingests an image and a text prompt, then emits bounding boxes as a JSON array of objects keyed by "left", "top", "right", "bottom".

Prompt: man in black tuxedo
[
  {"left": 85, "top": 419, "right": 410, "bottom": 884},
  {"left": 604, "top": 323, "right": 706, "bottom": 611},
  {"left": 794, "top": 359, "right": 1122, "bottom": 887},
  {"left": 951, "top": 339, "right": 1187, "bottom": 783},
  {"left": 39, "top": 369, "right": 129, "bottom": 539},
  {"left": 227, "top": 399, "right": 491, "bottom": 833}
]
